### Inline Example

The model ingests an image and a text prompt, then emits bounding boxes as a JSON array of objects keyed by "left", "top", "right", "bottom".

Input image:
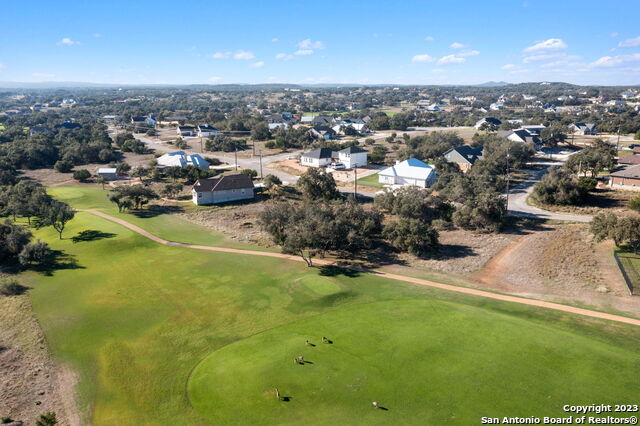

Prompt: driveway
[{"left": 507, "top": 167, "right": 593, "bottom": 223}]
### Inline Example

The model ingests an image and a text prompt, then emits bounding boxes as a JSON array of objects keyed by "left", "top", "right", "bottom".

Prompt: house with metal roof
[
  {"left": 156, "top": 151, "right": 210, "bottom": 170},
  {"left": 378, "top": 158, "right": 436, "bottom": 188}
]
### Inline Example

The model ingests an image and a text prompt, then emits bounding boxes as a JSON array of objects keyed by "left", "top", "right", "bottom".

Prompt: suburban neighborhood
[{"left": 1, "top": 1, "right": 639, "bottom": 425}]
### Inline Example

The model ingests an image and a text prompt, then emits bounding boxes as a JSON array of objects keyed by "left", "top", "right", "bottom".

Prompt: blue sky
[{"left": 1, "top": 0, "right": 639, "bottom": 85}]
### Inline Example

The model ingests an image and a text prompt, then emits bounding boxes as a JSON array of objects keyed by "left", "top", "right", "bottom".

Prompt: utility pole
[
  {"left": 617, "top": 128, "right": 621, "bottom": 151},
  {"left": 234, "top": 141, "right": 238, "bottom": 171},
  {"left": 354, "top": 163, "right": 358, "bottom": 199},
  {"left": 505, "top": 149, "right": 510, "bottom": 211},
  {"left": 259, "top": 150, "right": 263, "bottom": 179}
]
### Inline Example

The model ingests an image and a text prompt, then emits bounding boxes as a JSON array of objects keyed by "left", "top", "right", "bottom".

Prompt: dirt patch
[
  {"left": 474, "top": 223, "right": 640, "bottom": 316},
  {"left": 270, "top": 159, "right": 307, "bottom": 176},
  {"left": 179, "top": 201, "right": 273, "bottom": 246},
  {"left": 0, "top": 294, "right": 79, "bottom": 425},
  {"left": 394, "top": 229, "right": 519, "bottom": 276}
]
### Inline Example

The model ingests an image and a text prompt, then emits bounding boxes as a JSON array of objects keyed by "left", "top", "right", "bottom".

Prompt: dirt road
[{"left": 84, "top": 209, "right": 640, "bottom": 327}]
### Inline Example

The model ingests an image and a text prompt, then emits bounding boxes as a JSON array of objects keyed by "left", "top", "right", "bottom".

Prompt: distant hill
[{"left": 474, "top": 81, "right": 510, "bottom": 87}]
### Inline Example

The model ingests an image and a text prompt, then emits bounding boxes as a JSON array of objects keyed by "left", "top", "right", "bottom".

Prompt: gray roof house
[
  {"left": 192, "top": 174, "right": 255, "bottom": 205},
  {"left": 569, "top": 122, "right": 597, "bottom": 135},
  {"left": 443, "top": 145, "right": 484, "bottom": 172},
  {"left": 300, "top": 148, "right": 335, "bottom": 167}
]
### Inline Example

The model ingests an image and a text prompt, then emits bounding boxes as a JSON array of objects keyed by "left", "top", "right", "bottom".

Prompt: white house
[
  {"left": 300, "top": 148, "right": 334, "bottom": 168},
  {"left": 378, "top": 158, "right": 436, "bottom": 188},
  {"left": 192, "top": 174, "right": 255, "bottom": 205},
  {"left": 177, "top": 126, "right": 196, "bottom": 137},
  {"left": 97, "top": 168, "right": 118, "bottom": 180},
  {"left": 336, "top": 146, "right": 368, "bottom": 169},
  {"left": 157, "top": 151, "right": 210, "bottom": 170},
  {"left": 490, "top": 102, "right": 504, "bottom": 111},
  {"left": 569, "top": 122, "right": 597, "bottom": 135},
  {"left": 197, "top": 124, "right": 221, "bottom": 138}
]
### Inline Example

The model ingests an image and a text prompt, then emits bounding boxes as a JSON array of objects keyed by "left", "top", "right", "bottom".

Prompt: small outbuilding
[{"left": 97, "top": 167, "right": 117, "bottom": 180}]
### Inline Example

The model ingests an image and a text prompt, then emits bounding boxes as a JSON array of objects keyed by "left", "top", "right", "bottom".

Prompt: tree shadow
[
  {"left": 501, "top": 216, "right": 550, "bottom": 235},
  {"left": 71, "top": 229, "right": 116, "bottom": 243},
  {"left": 129, "top": 205, "right": 184, "bottom": 218},
  {"left": 318, "top": 265, "right": 360, "bottom": 278},
  {"left": 0, "top": 283, "right": 30, "bottom": 296},
  {"left": 279, "top": 396, "right": 292, "bottom": 402},
  {"left": 31, "top": 250, "right": 84, "bottom": 276},
  {"left": 431, "top": 244, "right": 475, "bottom": 260}
]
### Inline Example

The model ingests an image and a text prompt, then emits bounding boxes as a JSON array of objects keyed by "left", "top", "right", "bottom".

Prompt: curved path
[
  {"left": 508, "top": 168, "right": 593, "bottom": 223},
  {"left": 84, "top": 209, "right": 639, "bottom": 327}
]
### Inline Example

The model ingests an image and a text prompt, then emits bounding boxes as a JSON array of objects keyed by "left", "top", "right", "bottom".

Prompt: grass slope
[
  {"left": 23, "top": 199, "right": 640, "bottom": 424},
  {"left": 188, "top": 300, "right": 640, "bottom": 425},
  {"left": 47, "top": 184, "right": 267, "bottom": 249},
  {"left": 356, "top": 172, "right": 384, "bottom": 188}
]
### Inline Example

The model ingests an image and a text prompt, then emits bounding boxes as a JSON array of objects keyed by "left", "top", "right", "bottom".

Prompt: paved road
[
  {"left": 83, "top": 208, "right": 640, "bottom": 327},
  {"left": 507, "top": 167, "right": 593, "bottom": 222}
]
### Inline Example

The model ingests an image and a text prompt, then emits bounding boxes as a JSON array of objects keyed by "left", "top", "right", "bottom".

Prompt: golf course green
[{"left": 20, "top": 184, "right": 640, "bottom": 425}]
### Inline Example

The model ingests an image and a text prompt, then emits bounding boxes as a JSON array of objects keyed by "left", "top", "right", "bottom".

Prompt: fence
[{"left": 613, "top": 252, "right": 638, "bottom": 296}]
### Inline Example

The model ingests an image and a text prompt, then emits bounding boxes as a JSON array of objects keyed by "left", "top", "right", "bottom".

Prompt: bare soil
[
  {"left": 473, "top": 223, "right": 640, "bottom": 316},
  {"left": 0, "top": 293, "right": 79, "bottom": 425}
]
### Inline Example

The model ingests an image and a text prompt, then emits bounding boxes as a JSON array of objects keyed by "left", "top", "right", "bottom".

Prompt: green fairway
[
  {"left": 356, "top": 172, "right": 384, "bottom": 188},
  {"left": 23, "top": 208, "right": 640, "bottom": 425},
  {"left": 188, "top": 300, "right": 640, "bottom": 425},
  {"left": 47, "top": 184, "right": 268, "bottom": 250}
]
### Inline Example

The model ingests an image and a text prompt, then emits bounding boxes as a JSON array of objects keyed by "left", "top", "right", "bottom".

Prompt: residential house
[
  {"left": 519, "top": 125, "right": 545, "bottom": 137},
  {"left": 55, "top": 121, "right": 82, "bottom": 130},
  {"left": 378, "top": 158, "right": 437, "bottom": 188},
  {"left": 617, "top": 154, "right": 640, "bottom": 166},
  {"left": 157, "top": 116, "right": 188, "bottom": 125},
  {"left": 268, "top": 122, "right": 289, "bottom": 131},
  {"left": 474, "top": 117, "right": 502, "bottom": 129},
  {"left": 192, "top": 174, "right": 255, "bottom": 205},
  {"left": 609, "top": 165, "right": 640, "bottom": 191},
  {"left": 197, "top": 124, "right": 221, "bottom": 138},
  {"left": 336, "top": 146, "right": 368, "bottom": 169},
  {"left": 312, "top": 115, "right": 334, "bottom": 125},
  {"left": 569, "top": 122, "right": 597, "bottom": 135},
  {"left": 300, "top": 116, "right": 315, "bottom": 124},
  {"left": 97, "top": 168, "right": 118, "bottom": 180},
  {"left": 156, "top": 151, "right": 210, "bottom": 170},
  {"left": 177, "top": 125, "right": 196, "bottom": 137},
  {"left": 426, "top": 103, "right": 441, "bottom": 112},
  {"left": 490, "top": 102, "right": 504, "bottom": 111},
  {"left": 507, "top": 129, "right": 542, "bottom": 146},
  {"left": 300, "top": 148, "right": 334, "bottom": 168},
  {"left": 29, "top": 126, "right": 51, "bottom": 136},
  {"left": 443, "top": 145, "right": 484, "bottom": 173},
  {"left": 309, "top": 126, "right": 337, "bottom": 140}
]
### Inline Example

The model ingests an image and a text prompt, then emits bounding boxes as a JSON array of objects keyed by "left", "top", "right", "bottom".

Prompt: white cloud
[
  {"left": 271, "top": 38, "right": 279, "bottom": 42},
  {"left": 212, "top": 51, "right": 231, "bottom": 59},
  {"left": 233, "top": 50, "right": 254, "bottom": 60},
  {"left": 437, "top": 54, "right": 465, "bottom": 65},
  {"left": 209, "top": 76, "right": 222, "bottom": 82},
  {"left": 297, "top": 39, "right": 325, "bottom": 49},
  {"left": 523, "top": 53, "right": 564, "bottom": 63},
  {"left": 57, "top": 37, "right": 79, "bottom": 46},
  {"left": 501, "top": 64, "right": 516, "bottom": 70},
  {"left": 249, "top": 61, "right": 264, "bottom": 68},
  {"left": 523, "top": 38, "right": 567, "bottom": 52},
  {"left": 294, "top": 49, "right": 313, "bottom": 56},
  {"left": 610, "top": 32, "right": 619, "bottom": 38},
  {"left": 431, "top": 68, "right": 445, "bottom": 73},
  {"left": 458, "top": 49, "right": 479, "bottom": 57},
  {"left": 412, "top": 54, "right": 434, "bottom": 63},
  {"left": 32, "top": 72, "right": 56, "bottom": 78},
  {"left": 0, "top": 63, "right": 5, "bottom": 71},
  {"left": 93, "top": 33, "right": 102, "bottom": 38},
  {"left": 619, "top": 36, "right": 640, "bottom": 48},
  {"left": 450, "top": 42, "right": 466, "bottom": 49},
  {"left": 275, "top": 53, "right": 293, "bottom": 61},
  {"left": 425, "top": 36, "right": 434, "bottom": 41},
  {"left": 590, "top": 53, "right": 640, "bottom": 68}
]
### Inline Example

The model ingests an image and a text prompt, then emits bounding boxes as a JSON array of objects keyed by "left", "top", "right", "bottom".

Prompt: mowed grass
[
  {"left": 47, "top": 184, "right": 269, "bottom": 250},
  {"left": 188, "top": 300, "right": 639, "bottom": 425},
  {"left": 356, "top": 172, "right": 384, "bottom": 188},
  {"left": 23, "top": 210, "right": 640, "bottom": 425}
]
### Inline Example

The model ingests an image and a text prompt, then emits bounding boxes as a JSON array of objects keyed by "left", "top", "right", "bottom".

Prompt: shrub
[
  {"left": 54, "top": 160, "right": 73, "bottom": 173},
  {"left": 578, "top": 177, "right": 598, "bottom": 192},
  {"left": 72, "top": 169, "right": 91, "bottom": 181},
  {"left": 0, "top": 278, "right": 28, "bottom": 296}
]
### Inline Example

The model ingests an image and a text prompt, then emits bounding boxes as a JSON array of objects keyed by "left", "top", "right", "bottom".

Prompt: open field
[
  {"left": 356, "top": 172, "right": 384, "bottom": 188},
  {"left": 20, "top": 202, "right": 640, "bottom": 424}
]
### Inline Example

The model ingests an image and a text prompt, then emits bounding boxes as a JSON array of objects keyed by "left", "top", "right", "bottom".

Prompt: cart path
[{"left": 83, "top": 209, "right": 640, "bottom": 327}]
